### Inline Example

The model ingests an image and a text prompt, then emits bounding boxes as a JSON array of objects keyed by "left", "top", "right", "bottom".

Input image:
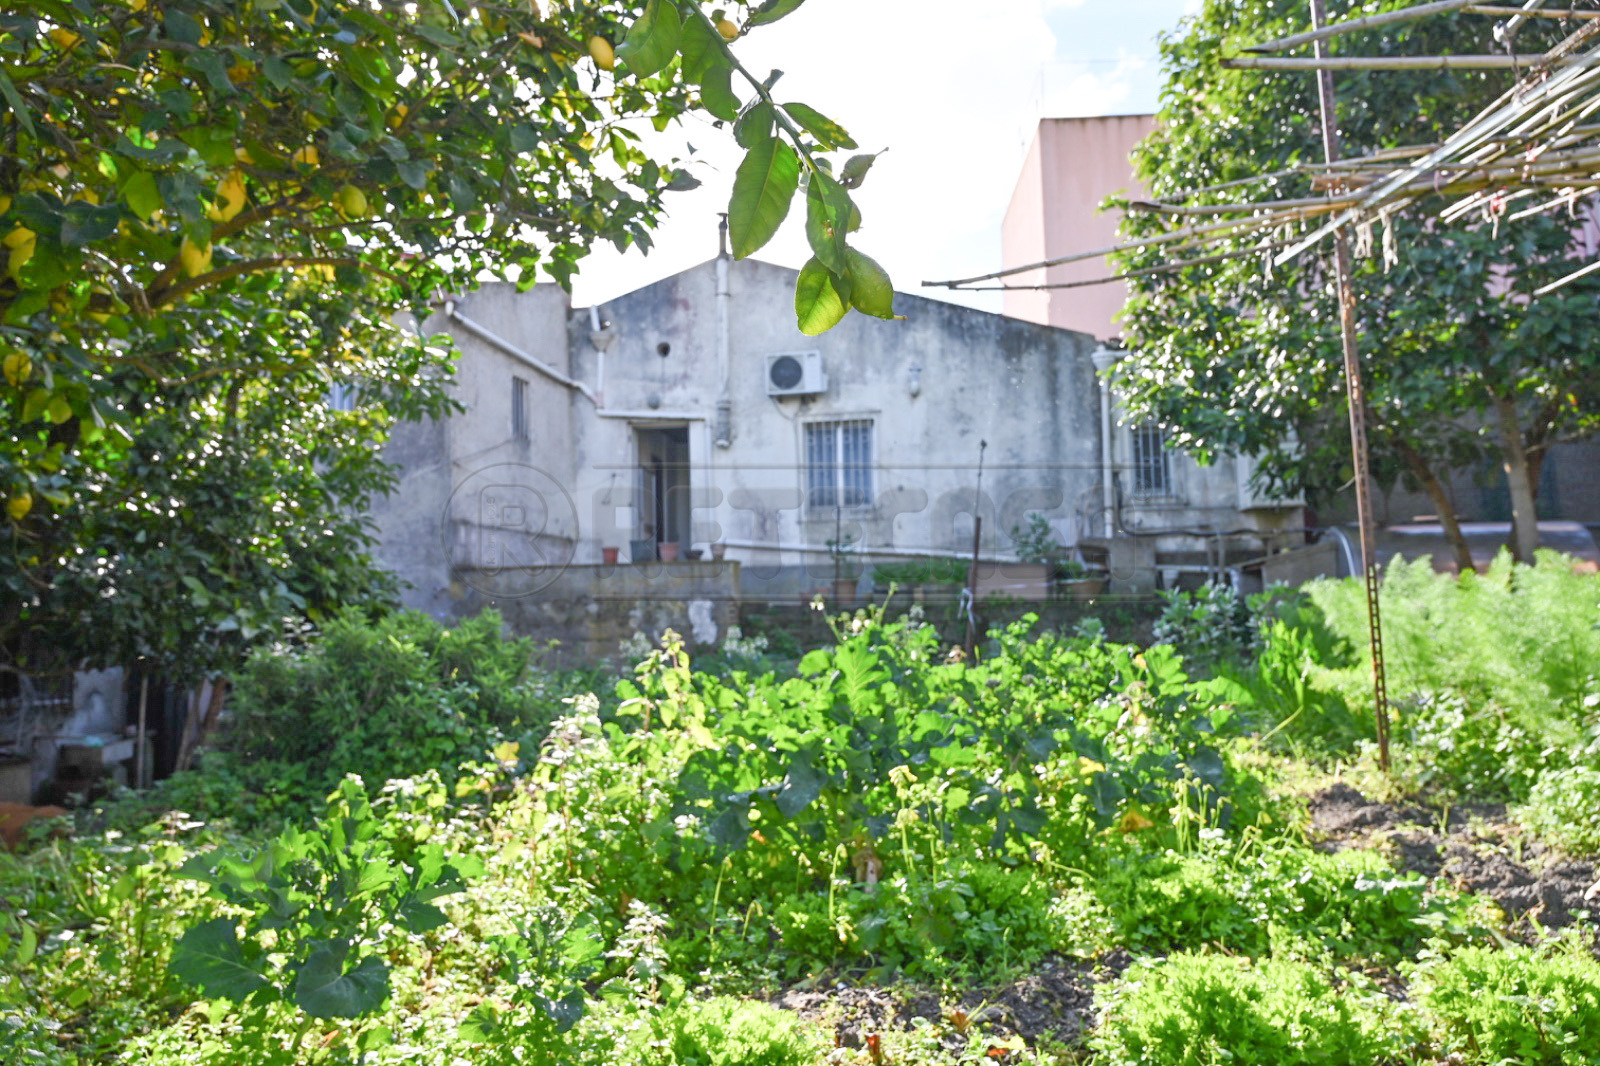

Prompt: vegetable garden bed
[{"left": 2, "top": 555, "right": 1598, "bottom": 1064}]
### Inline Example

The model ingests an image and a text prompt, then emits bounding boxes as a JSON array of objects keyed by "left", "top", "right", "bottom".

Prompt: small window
[
  {"left": 1131, "top": 421, "right": 1170, "bottom": 496},
  {"left": 511, "top": 376, "right": 529, "bottom": 441},
  {"left": 327, "top": 382, "right": 357, "bottom": 411},
  {"left": 805, "top": 419, "right": 873, "bottom": 509}
]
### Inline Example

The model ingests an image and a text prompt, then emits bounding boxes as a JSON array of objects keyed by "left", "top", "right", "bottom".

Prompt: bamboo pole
[
  {"left": 1224, "top": 52, "right": 1593, "bottom": 69},
  {"left": 947, "top": 239, "right": 1302, "bottom": 291},
  {"left": 1532, "top": 255, "right": 1600, "bottom": 293},
  {"left": 1310, "top": 0, "right": 1392, "bottom": 774},
  {"left": 1467, "top": 5, "right": 1600, "bottom": 18},
  {"left": 1243, "top": 0, "right": 1474, "bottom": 54}
]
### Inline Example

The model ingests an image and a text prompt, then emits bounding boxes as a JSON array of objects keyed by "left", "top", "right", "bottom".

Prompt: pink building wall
[{"left": 1001, "top": 115, "right": 1155, "bottom": 341}]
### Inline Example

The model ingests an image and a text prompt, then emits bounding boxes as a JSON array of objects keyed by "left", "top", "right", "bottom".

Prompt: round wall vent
[{"left": 769, "top": 354, "right": 804, "bottom": 390}]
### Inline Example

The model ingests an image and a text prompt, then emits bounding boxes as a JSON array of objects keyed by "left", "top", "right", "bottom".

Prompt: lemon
[
  {"left": 179, "top": 237, "right": 212, "bottom": 278},
  {"left": 2, "top": 352, "right": 30, "bottom": 387},
  {"left": 5, "top": 226, "right": 36, "bottom": 281},
  {"left": 208, "top": 171, "right": 247, "bottom": 223},
  {"left": 336, "top": 184, "right": 369, "bottom": 219},
  {"left": 6, "top": 493, "right": 31, "bottom": 522},
  {"left": 587, "top": 36, "right": 615, "bottom": 71},
  {"left": 292, "top": 144, "right": 319, "bottom": 168},
  {"left": 716, "top": 17, "right": 739, "bottom": 40}
]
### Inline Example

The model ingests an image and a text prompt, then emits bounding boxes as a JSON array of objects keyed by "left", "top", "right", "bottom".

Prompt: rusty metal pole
[
  {"left": 964, "top": 440, "right": 988, "bottom": 661},
  {"left": 1311, "top": 0, "right": 1392, "bottom": 772}
]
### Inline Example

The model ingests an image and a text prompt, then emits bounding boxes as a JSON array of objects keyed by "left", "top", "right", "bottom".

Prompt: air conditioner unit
[{"left": 765, "top": 351, "right": 828, "bottom": 397}]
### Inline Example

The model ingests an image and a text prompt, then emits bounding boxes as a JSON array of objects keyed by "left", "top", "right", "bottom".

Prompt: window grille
[
  {"left": 1131, "top": 420, "right": 1170, "bottom": 496},
  {"left": 805, "top": 420, "right": 873, "bottom": 509}
]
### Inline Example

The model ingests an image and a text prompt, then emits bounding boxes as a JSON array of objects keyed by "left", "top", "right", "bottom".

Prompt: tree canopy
[
  {"left": 1115, "top": 0, "right": 1600, "bottom": 569},
  {"left": 1, "top": 0, "right": 888, "bottom": 683}
]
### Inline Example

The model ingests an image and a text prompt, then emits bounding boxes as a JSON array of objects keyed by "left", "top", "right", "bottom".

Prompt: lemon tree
[{"left": 0, "top": 0, "right": 887, "bottom": 685}]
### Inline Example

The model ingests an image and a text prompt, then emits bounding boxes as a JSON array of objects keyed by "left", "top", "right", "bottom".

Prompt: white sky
[{"left": 568, "top": 0, "right": 1199, "bottom": 314}]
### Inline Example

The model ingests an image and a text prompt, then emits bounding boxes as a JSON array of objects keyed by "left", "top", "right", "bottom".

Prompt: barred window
[
  {"left": 511, "top": 376, "right": 529, "bottom": 441},
  {"left": 805, "top": 420, "right": 873, "bottom": 509},
  {"left": 1131, "top": 420, "right": 1170, "bottom": 496}
]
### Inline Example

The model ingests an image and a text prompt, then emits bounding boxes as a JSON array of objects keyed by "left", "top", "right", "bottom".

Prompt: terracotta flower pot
[
  {"left": 658, "top": 541, "right": 680, "bottom": 561},
  {"left": 601, "top": 546, "right": 619, "bottom": 564},
  {"left": 711, "top": 542, "right": 727, "bottom": 561}
]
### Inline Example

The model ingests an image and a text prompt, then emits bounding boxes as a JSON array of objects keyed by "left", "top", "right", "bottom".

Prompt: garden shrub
[
  {"left": 219, "top": 608, "right": 568, "bottom": 817},
  {"left": 1308, "top": 553, "right": 1600, "bottom": 798},
  {"left": 1092, "top": 953, "right": 1405, "bottom": 1066},
  {"left": 1153, "top": 581, "right": 1258, "bottom": 671},
  {"left": 1414, "top": 944, "right": 1600, "bottom": 1065},
  {"left": 647, "top": 996, "right": 822, "bottom": 1066},
  {"left": 1516, "top": 762, "right": 1600, "bottom": 856}
]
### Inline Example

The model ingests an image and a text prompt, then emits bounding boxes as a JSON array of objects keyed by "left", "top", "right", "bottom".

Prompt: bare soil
[
  {"left": 1307, "top": 782, "right": 1599, "bottom": 935},
  {"left": 772, "top": 952, "right": 1117, "bottom": 1053}
]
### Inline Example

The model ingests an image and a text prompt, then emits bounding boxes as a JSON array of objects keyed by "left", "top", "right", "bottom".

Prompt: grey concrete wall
[
  {"left": 454, "top": 562, "right": 740, "bottom": 665},
  {"left": 574, "top": 258, "right": 1106, "bottom": 571},
  {"left": 371, "top": 259, "right": 1297, "bottom": 627}
]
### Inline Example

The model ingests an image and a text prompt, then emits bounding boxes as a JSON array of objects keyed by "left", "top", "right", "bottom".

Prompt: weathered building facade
[{"left": 369, "top": 255, "right": 1305, "bottom": 653}]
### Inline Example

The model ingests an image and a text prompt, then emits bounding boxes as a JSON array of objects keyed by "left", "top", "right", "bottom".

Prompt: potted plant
[{"left": 1010, "top": 512, "right": 1103, "bottom": 598}]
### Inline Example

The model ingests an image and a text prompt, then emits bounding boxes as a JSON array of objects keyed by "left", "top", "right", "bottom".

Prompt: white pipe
[
  {"left": 1325, "top": 525, "right": 1361, "bottom": 578},
  {"left": 448, "top": 306, "right": 598, "bottom": 405},
  {"left": 714, "top": 248, "right": 733, "bottom": 448},
  {"left": 1090, "top": 345, "right": 1122, "bottom": 539}
]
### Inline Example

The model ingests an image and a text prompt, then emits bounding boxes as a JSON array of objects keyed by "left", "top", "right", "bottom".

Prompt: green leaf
[
  {"left": 666, "top": 168, "right": 702, "bottom": 192},
  {"left": 783, "top": 102, "right": 856, "bottom": 150},
  {"left": 122, "top": 171, "right": 163, "bottom": 222},
  {"left": 747, "top": 0, "right": 809, "bottom": 28},
  {"left": 735, "top": 102, "right": 774, "bottom": 150},
  {"left": 805, "top": 174, "right": 850, "bottom": 276},
  {"left": 795, "top": 257, "right": 848, "bottom": 336},
  {"left": 617, "top": 0, "right": 683, "bottom": 79},
  {"left": 164, "top": 10, "right": 205, "bottom": 46},
  {"left": 679, "top": 9, "right": 730, "bottom": 82},
  {"left": 839, "top": 152, "right": 879, "bottom": 189},
  {"left": 845, "top": 248, "right": 895, "bottom": 319},
  {"left": 460, "top": 1004, "right": 501, "bottom": 1042},
  {"left": 60, "top": 203, "right": 121, "bottom": 249},
  {"left": 699, "top": 65, "right": 741, "bottom": 123},
  {"left": 542, "top": 988, "right": 586, "bottom": 1033},
  {"left": 292, "top": 940, "right": 390, "bottom": 1019},
  {"left": 729, "top": 138, "right": 799, "bottom": 259},
  {"left": 169, "top": 919, "right": 273, "bottom": 1004},
  {"left": 775, "top": 749, "right": 824, "bottom": 816},
  {"left": 21, "top": 388, "right": 51, "bottom": 423},
  {"left": 0, "top": 69, "right": 36, "bottom": 139}
]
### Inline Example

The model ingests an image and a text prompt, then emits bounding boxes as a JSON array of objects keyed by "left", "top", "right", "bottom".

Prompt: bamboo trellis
[
  {"left": 923, "top": 0, "right": 1600, "bottom": 776},
  {"left": 925, "top": 0, "right": 1600, "bottom": 297}
]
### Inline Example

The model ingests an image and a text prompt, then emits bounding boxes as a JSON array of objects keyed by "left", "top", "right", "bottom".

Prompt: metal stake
[
  {"left": 1312, "top": 0, "right": 1392, "bottom": 772},
  {"left": 964, "top": 441, "right": 988, "bottom": 660}
]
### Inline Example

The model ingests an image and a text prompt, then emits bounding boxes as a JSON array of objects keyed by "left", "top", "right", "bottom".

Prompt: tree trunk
[
  {"left": 1395, "top": 439, "right": 1477, "bottom": 574},
  {"left": 174, "top": 679, "right": 229, "bottom": 773},
  {"left": 1492, "top": 392, "right": 1541, "bottom": 564}
]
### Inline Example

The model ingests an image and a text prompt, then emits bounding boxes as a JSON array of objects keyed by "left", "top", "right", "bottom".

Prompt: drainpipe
[
  {"left": 1090, "top": 344, "right": 1122, "bottom": 539},
  {"left": 588, "top": 304, "right": 615, "bottom": 406},
  {"left": 714, "top": 215, "right": 733, "bottom": 449}
]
